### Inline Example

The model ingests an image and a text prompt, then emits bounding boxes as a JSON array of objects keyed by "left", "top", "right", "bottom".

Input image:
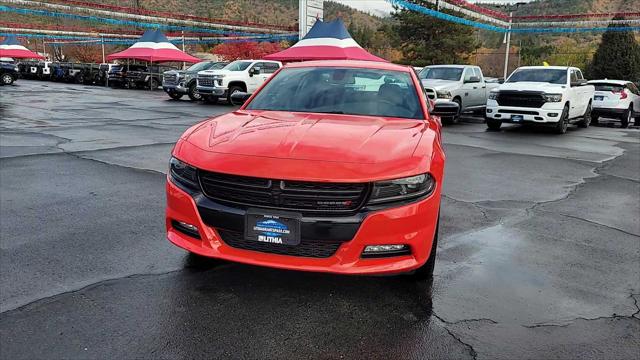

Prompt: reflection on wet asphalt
[{"left": 1, "top": 81, "right": 639, "bottom": 359}]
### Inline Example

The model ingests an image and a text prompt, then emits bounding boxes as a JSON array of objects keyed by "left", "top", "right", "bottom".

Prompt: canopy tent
[
  {"left": 107, "top": 30, "right": 200, "bottom": 63},
  {"left": 263, "top": 19, "right": 386, "bottom": 62},
  {"left": 0, "top": 35, "right": 45, "bottom": 59}
]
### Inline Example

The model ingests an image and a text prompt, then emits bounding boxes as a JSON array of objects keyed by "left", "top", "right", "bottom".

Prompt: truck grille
[
  {"left": 198, "top": 75, "right": 216, "bottom": 87},
  {"left": 217, "top": 229, "right": 344, "bottom": 258},
  {"left": 198, "top": 171, "right": 369, "bottom": 215},
  {"left": 163, "top": 73, "right": 178, "bottom": 85},
  {"left": 496, "top": 91, "right": 546, "bottom": 108}
]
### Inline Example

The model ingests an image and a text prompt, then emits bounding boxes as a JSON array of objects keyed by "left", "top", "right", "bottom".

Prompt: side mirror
[
  {"left": 465, "top": 76, "right": 481, "bottom": 83},
  {"left": 230, "top": 91, "right": 251, "bottom": 106},
  {"left": 430, "top": 102, "right": 460, "bottom": 118},
  {"left": 249, "top": 67, "right": 261, "bottom": 76},
  {"left": 571, "top": 79, "right": 587, "bottom": 87}
]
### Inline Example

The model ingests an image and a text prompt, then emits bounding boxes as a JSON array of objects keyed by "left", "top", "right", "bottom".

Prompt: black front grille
[
  {"left": 199, "top": 171, "right": 369, "bottom": 215},
  {"left": 163, "top": 74, "right": 178, "bottom": 85},
  {"left": 218, "top": 229, "right": 344, "bottom": 258},
  {"left": 497, "top": 91, "right": 546, "bottom": 108},
  {"left": 198, "top": 76, "right": 216, "bottom": 87}
]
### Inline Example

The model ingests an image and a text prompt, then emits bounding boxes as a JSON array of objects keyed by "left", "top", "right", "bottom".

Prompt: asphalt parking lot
[{"left": 1, "top": 80, "right": 639, "bottom": 359}]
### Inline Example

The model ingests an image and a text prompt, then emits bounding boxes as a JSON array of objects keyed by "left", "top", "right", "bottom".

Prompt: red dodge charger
[{"left": 166, "top": 60, "right": 456, "bottom": 278}]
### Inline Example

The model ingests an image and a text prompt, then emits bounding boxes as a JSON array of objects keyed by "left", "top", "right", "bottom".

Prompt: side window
[
  {"left": 463, "top": 68, "right": 474, "bottom": 82},
  {"left": 570, "top": 70, "right": 578, "bottom": 83},
  {"left": 262, "top": 62, "right": 279, "bottom": 74},
  {"left": 576, "top": 70, "right": 584, "bottom": 80},
  {"left": 473, "top": 68, "right": 482, "bottom": 80}
]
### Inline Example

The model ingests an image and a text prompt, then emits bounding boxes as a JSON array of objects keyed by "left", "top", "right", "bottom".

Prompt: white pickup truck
[
  {"left": 486, "top": 66, "right": 595, "bottom": 134},
  {"left": 419, "top": 65, "right": 499, "bottom": 124},
  {"left": 196, "top": 60, "right": 282, "bottom": 103}
]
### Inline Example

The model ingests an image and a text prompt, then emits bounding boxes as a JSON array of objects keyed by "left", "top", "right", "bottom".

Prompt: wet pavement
[{"left": 1, "top": 80, "right": 639, "bottom": 359}]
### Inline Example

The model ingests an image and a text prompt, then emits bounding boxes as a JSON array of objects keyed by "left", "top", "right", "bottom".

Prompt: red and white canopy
[
  {"left": 107, "top": 30, "right": 200, "bottom": 63},
  {"left": 0, "top": 35, "right": 45, "bottom": 59},
  {"left": 264, "top": 19, "right": 386, "bottom": 62}
]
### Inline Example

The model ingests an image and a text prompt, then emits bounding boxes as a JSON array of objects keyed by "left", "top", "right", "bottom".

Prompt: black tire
[
  {"left": 227, "top": 85, "right": 244, "bottom": 104},
  {"left": 409, "top": 216, "right": 439, "bottom": 280},
  {"left": 187, "top": 82, "right": 202, "bottom": 101},
  {"left": 1, "top": 73, "right": 14, "bottom": 85},
  {"left": 446, "top": 98, "right": 462, "bottom": 124},
  {"left": 168, "top": 91, "right": 183, "bottom": 100},
  {"left": 621, "top": 106, "right": 631, "bottom": 129},
  {"left": 150, "top": 78, "right": 159, "bottom": 90},
  {"left": 578, "top": 103, "right": 592, "bottom": 128},
  {"left": 554, "top": 104, "right": 570, "bottom": 134},
  {"left": 486, "top": 118, "right": 502, "bottom": 130}
]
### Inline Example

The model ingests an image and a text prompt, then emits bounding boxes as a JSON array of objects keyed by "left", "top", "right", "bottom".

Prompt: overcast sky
[{"left": 335, "top": 0, "right": 533, "bottom": 17}]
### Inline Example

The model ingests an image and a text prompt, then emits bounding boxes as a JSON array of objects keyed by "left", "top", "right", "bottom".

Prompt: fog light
[
  {"left": 172, "top": 220, "right": 201, "bottom": 239},
  {"left": 548, "top": 113, "right": 559, "bottom": 117},
  {"left": 362, "top": 244, "right": 411, "bottom": 258},
  {"left": 486, "top": 109, "right": 493, "bottom": 113}
]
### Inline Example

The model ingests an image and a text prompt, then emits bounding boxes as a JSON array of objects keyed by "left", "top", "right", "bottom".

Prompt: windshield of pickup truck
[
  {"left": 419, "top": 67, "right": 463, "bottom": 81},
  {"left": 246, "top": 67, "right": 423, "bottom": 120},
  {"left": 223, "top": 61, "right": 252, "bottom": 71},
  {"left": 507, "top": 69, "right": 567, "bottom": 84},
  {"left": 187, "top": 62, "right": 214, "bottom": 72}
]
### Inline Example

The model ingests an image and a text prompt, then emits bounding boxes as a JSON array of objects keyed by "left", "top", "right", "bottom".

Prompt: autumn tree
[
  {"left": 211, "top": 41, "right": 282, "bottom": 61},
  {"left": 65, "top": 44, "right": 105, "bottom": 63}
]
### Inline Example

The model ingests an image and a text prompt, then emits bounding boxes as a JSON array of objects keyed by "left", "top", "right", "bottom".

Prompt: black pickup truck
[
  {"left": 1, "top": 61, "right": 19, "bottom": 85},
  {"left": 108, "top": 64, "right": 175, "bottom": 89}
]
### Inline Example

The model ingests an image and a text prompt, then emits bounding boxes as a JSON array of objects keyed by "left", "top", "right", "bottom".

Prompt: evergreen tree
[
  {"left": 587, "top": 20, "right": 640, "bottom": 82},
  {"left": 391, "top": 1, "right": 479, "bottom": 66}
]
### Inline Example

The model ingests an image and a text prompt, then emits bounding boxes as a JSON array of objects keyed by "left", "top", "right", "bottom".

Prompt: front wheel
[
  {"left": 1, "top": 73, "right": 15, "bottom": 85},
  {"left": 150, "top": 78, "right": 159, "bottom": 90},
  {"left": 554, "top": 105, "right": 570, "bottom": 134},
  {"left": 578, "top": 103, "right": 592, "bottom": 128},
  {"left": 187, "top": 83, "right": 202, "bottom": 101},
  {"left": 486, "top": 118, "right": 502, "bottom": 130},
  {"left": 227, "top": 85, "right": 244, "bottom": 104},
  {"left": 409, "top": 217, "right": 439, "bottom": 280},
  {"left": 168, "top": 91, "right": 183, "bottom": 100}
]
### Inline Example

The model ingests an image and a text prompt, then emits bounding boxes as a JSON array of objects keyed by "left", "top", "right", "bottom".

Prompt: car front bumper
[
  {"left": 163, "top": 82, "right": 188, "bottom": 94},
  {"left": 486, "top": 101, "right": 565, "bottom": 124},
  {"left": 196, "top": 85, "right": 227, "bottom": 96},
  {"left": 165, "top": 177, "right": 440, "bottom": 275}
]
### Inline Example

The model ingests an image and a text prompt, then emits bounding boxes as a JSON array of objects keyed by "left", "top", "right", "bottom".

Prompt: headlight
[
  {"left": 213, "top": 74, "right": 226, "bottom": 79},
  {"left": 488, "top": 91, "right": 499, "bottom": 100},
  {"left": 367, "top": 174, "right": 436, "bottom": 205},
  {"left": 542, "top": 93, "right": 562, "bottom": 102},
  {"left": 436, "top": 90, "right": 452, "bottom": 99},
  {"left": 169, "top": 157, "right": 199, "bottom": 188}
]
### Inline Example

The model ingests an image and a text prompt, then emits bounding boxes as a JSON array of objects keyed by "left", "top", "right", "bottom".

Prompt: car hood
[
  {"left": 183, "top": 110, "right": 427, "bottom": 164},
  {"left": 496, "top": 82, "right": 567, "bottom": 92},
  {"left": 420, "top": 79, "right": 461, "bottom": 91},
  {"left": 198, "top": 69, "right": 232, "bottom": 76},
  {"left": 164, "top": 70, "right": 186, "bottom": 76}
]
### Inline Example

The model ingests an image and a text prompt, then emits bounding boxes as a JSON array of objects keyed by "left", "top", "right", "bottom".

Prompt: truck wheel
[
  {"left": 187, "top": 83, "right": 202, "bottom": 101},
  {"left": 621, "top": 106, "right": 631, "bottom": 128},
  {"left": 486, "top": 118, "right": 502, "bottom": 130},
  {"left": 554, "top": 105, "right": 570, "bottom": 134},
  {"left": 168, "top": 91, "right": 183, "bottom": 100},
  {"left": 577, "top": 103, "right": 592, "bottom": 128},
  {"left": 150, "top": 78, "right": 159, "bottom": 90},
  {"left": 409, "top": 216, "right": 439, "bottom": 280},
  {"left": 227, "top": 85, "right": 244, "bottom": 104},
  {"left": 2, "top": 73, "right": 14, "bottom": 85}
]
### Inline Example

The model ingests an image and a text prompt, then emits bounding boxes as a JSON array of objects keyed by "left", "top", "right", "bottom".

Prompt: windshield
[
  {"left": 187, "top": 62, "right": 213, "bottom": 72},
  {"left": 246, "top": 67, "right": 423, "bottom": 120},
  {"left": 507, "top": 69, "right": 567, "bottom": 84},
  {"left": 591, "top": 83, "right": 624, "bottom": 92},
  {"left": 223, "top": 61, "right": 252, "bottom": 71},
  {"left": 420, "top": 67, "right": 463, "bottom": 81}
]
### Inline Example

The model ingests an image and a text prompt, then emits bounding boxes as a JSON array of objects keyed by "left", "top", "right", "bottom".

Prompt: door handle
[
  {"left": 482, "top": 86, "right": 486, "bottom": 89},
  {"left": 473, "top": 87, "right": 477, "bottom": 89}
]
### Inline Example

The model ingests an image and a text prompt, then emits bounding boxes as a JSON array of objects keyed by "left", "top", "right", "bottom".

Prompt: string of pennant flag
[{"left": 386, "top": 0, "right": 640, "bottom": 33}]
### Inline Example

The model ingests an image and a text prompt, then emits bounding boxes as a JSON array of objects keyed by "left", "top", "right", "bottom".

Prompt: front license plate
[
  {"left": 511, "top": 115, "right": 523, "bottom": 122},
  {"left": 245, "top": 210, "right": 301, "bottom": 246},
  {"left": 594, "top": 96, "right": 604, "bottom": 101}
]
